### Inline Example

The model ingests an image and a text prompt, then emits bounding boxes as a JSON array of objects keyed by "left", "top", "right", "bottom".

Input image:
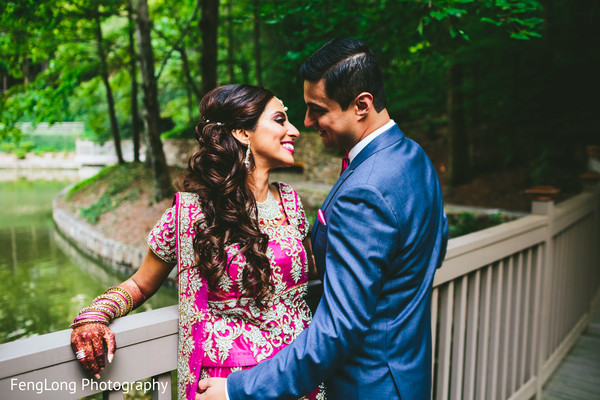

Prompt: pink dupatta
[{"left": 174, "top": 192, "right": 208, "bottom": 400}]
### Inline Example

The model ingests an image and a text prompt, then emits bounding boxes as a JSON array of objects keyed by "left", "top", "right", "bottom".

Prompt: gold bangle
[
  {"left": 106, "top": 286, "right": 133, "bottom": 313},
  {"left": 83, "top": 301, "right": 117, "bottom": 319},
  {"left": 84, "top": 303, "right": 117, "bottom": 317},
  {"left": 71, "top": 285, "right": 135, "bottom": 330},
  {"left": 98, "top": 293, "right": 127, "bottom": 317},
  {"left": 69, "top": 319, "right": 109, "bottom": 329}
]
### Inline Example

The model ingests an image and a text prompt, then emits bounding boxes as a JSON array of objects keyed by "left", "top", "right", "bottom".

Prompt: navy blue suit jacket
[{"left": 228, "top": 124, "right": 448, "bottom": 399}]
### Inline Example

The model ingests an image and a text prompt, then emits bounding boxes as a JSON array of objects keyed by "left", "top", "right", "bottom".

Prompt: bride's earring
[{"left": 244, "top": 142, "right": 251, "bottom": 167}]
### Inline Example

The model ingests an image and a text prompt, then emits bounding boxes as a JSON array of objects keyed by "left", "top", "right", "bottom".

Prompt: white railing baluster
[
  {"left": 557, "top": 230, "right": 567, "bottom": 346},
  {"left": 534, "top": 198, "right": 555, "bottom": 399},
  {"left": 103, "top": 390, "right": 124, "bottom": 400},
  {"left": 476, "top": 265, "right": 493, "bottom": 400},
  {"left": 567, "top": 224, "right": 577, "bottom": 329},
  {"left": 451, "top": 275, "right": 468, "bottom": 400},
  {"left": 519, "top": 249, "right": 532, "bottom": 387},
  {"left": 152, "top": 373, "right": 172, "bottom": 400},
  {"left": 464, "top": 269, "right": 480, "bottom": 400},
  {"left": 500, "top": 256, "right": 514, "bottom": 400},
  {"left": 437, "top": 282, "right": 454, "bottom": 400},
  {"left": 431, "top": 285, "right": 439, "bottom": 399},
  {"left": 489, "top": 261, "right": 504, "bottom": 400},
  {"left": 558, "top": 230, "right": 567, "bottom": 344},
  {"left": 531, "top": 243, "right": 544, "bottom": 394},
  {"left": 510, "top": 251, "right": 524, "bottom": 395}
]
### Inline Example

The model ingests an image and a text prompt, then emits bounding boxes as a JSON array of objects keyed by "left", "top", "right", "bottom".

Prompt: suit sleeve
[{"left": 227, "top": 184, "right": 400, "bottom": 399}]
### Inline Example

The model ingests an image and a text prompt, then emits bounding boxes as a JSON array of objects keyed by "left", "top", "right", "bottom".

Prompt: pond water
[{"left": 0, "top": 178, "right": 177, "bottom": 344}]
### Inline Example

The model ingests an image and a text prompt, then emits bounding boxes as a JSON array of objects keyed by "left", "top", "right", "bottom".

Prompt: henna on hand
[
  {"left": 69, "top": 265, "right": 158, "bottom": 378},
  {"left": 70, "top": 323, "right": 115, "bottom": 378}
]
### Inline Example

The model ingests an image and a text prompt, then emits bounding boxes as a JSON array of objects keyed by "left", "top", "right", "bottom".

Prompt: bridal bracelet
[{"left": 70, "top": 286, "right": 134, "bottom": 329}]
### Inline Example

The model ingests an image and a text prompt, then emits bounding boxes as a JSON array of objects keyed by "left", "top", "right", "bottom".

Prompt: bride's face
[{"left": 249, "top": 97, "right": 299, "bottom": 171}]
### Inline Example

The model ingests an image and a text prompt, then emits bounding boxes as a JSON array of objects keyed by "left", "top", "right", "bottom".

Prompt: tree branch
[{"left": 155, "top": 1, "right": 201, "bottom": 80}]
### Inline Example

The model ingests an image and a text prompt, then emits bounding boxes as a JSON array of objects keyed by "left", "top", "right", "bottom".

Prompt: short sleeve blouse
[{"left": 147, "top": 182, "right": 309, "bottom": 262}]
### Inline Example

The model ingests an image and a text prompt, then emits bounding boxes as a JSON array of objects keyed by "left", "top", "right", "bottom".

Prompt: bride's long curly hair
[{"left": 178, "top": 84, "right": 275, "bottom": 307}]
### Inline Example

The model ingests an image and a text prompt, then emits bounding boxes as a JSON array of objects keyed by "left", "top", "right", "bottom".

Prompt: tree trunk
[
  {"left": 127, "top": 1, "right": 141, "bottom": 163},
  {"left": 134, "top": 0, "right": 173, "bottom": 201},
  {"left": 241, "top": 59, "right": 249, "bottom": 83},
  {"left": 186, "top": 83, "right": 194, "bottom": 125},
  {"left": 253, "top": 0, "right": 262, "bottom": 86},
  {"left": 226, "top": 0, "right": 235, "bottom": 83},
  {"left": 95, "top": 13, "right": 124, "bottom": 165},
  {"left": 447, "top": 62, "right": 469, "bottom": 187},
  {"left": 179, "top": 46, "right": 201, "bottom": 101},
  {"left": 201, "top": 0, "right": 219, "bottom": 95},
  {"left": 21, "top": 58, "right": 32, "bottom": 85}
]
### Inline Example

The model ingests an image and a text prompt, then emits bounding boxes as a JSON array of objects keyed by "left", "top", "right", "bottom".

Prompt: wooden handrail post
[
  {"left": 152, "top": 373, "right": 172, "bottom": 400},
  {"left": 590, "top": 182, "right": 600, "bottom": 311},
  {"left": 580, "top": 172, "right": 600, "bottom": 193},
  {"left": 582, "top": 144, "right": 600, "bottom": 310},
  {"left": 525, "top": 186, "right": 558, "bottom": 399}
]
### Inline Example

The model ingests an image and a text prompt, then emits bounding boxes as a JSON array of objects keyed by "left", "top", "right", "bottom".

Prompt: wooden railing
[
  {"left": 431, "top": 185, "right": 600, "bottom": 400},
  {"left": 1, "top": 186, "right": 598, "bottom": 400},
  {"left": 0, "top": 306, "right": 178, "bottom": 400}
]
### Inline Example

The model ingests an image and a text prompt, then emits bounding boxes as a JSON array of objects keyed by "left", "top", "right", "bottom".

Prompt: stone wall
[
  {"left": 50, "top": 133, "right": 338, "bottom": 286},
  {"left": 163, "top": 134, "right": 342, "bottom": 186},
  {"left": 52, "top": 186, "right": 176, "bottom": 287},
  {"left": 163, "top": 139, "right": 196, "bottom": 168},
  {"left": 289, "top": 131, "right": 341, "bottom": 186}
]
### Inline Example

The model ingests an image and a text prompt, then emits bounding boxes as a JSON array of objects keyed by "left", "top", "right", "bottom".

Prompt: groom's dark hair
[{"left": 300, "top": 38, "right": 386, "bottom": 112}]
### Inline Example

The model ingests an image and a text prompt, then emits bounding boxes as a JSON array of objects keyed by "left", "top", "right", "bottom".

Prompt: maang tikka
[{"left": 244, "top": 142, "right": 251, "bottom": 167}]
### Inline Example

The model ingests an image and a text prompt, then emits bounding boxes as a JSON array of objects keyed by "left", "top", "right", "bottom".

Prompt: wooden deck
[{"left": 543, "top": 310, "right": 600, "bottom": 399}]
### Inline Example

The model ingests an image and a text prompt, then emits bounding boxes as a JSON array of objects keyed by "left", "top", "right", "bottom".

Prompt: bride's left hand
[{"left": 196, "top": 377, "right": 227, "bottom": 400}]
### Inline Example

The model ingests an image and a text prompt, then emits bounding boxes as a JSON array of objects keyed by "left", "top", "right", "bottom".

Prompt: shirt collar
[{"left": 348, "top": 119, "right": 395, "bottom": 163}]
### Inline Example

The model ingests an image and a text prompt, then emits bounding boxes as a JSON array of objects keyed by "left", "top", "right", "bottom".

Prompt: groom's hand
[{"left": 197, "top": 377, "right": 227, "bottom": 400}]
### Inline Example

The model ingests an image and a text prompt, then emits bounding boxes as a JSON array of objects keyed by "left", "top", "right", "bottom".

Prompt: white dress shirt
[{"left": 348, "top": 119, "right": 395, "bottom": 163}]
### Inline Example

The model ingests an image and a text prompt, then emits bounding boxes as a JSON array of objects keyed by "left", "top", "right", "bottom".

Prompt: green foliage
[
  {"left": 417, "top": 0, "right": 543, "bottom": 42},
  {"left": 80, "top": 188, "right": 141, "bottom": 224},
  {"left": 2, "top": 133, "right": 78, "bottom": 153},
  {"left": 162, "top": 123, "right": 196, "bottom": 140},
  {"left": 66, "top": 164, "right": 119, "bottom": 199},
  {"left": 0, "top": 134, "right": 64, "bottom": 156},
  {"left": 0, "top": 142, "right": 16, "bottom": 153},
  {"left": 80, "top": 193, "right": 119, "bottom": 223},
  {"left": 72, "top": 163, "right": 145, "bottom": 224},
  {"left": 1, "top": 0, "right": 596, "bottom": 194},
  {"left": 447, "top": 211, "right": 512, "bottom": 238},
  {"left": 305, "top": 207, "right": 319, "bottom": 230},
  {"left": 19, "top": 140, "right": 35, "bottom": 153}
]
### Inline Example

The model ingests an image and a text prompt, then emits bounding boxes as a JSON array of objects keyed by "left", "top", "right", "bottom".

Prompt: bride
[{"left": 70, "top": 84, "right": 326, "bottom": 400}]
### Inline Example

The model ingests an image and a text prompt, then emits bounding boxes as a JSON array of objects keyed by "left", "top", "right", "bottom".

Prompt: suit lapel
[
  {"left": 311, "top": 167, "right": 353, "bottom": 246},
  {"left": 311, "top": 124, "right": 405, "bottom": 246},
  {"left": 350, "top": 124, "right": 405, "bottom": 172}
]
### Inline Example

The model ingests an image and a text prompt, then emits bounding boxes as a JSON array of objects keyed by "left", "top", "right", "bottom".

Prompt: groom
[{"left": 199, "top": 38, "right": 448, "bottom": 400}]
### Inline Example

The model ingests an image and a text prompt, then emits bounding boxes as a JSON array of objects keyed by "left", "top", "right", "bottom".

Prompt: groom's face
[{"left": 303, "top": 79, "right": 357, "bottom": 151}]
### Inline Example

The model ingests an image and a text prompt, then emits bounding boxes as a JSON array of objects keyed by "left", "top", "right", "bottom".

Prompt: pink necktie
[{"left": 340, "top": 153, "right": 350, "bottom": 175}]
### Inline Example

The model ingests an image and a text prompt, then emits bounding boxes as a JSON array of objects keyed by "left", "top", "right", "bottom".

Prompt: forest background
[{"left": 1, "top": 0, "right": 598, "bottom": 206}]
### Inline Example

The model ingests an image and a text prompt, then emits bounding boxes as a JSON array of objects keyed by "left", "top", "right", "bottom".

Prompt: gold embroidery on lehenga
[
  {"left": 150, "top": 185, "right": 320, "bottom": 399},
  {"left": 176, "top": 192, "right": 205, "bottom": 400},
  {"left": 203, "top": 283, "right": 312, "bottom": 363},
  {"left": 147, "top": 206, "right": 176, "bottom": 263},
  {"left": 181, "top": 183, "right": 312, "bottom": 367}
]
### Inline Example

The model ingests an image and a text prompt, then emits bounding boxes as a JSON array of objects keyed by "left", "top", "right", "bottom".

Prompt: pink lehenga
[{"left": 147, "top": 182, "right": 326, "bottom": 400}]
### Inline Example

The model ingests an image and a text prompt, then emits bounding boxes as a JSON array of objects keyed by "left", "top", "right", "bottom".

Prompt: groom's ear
[{"left": 354, "top": 92, "right": 373, "bottom": 119}]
